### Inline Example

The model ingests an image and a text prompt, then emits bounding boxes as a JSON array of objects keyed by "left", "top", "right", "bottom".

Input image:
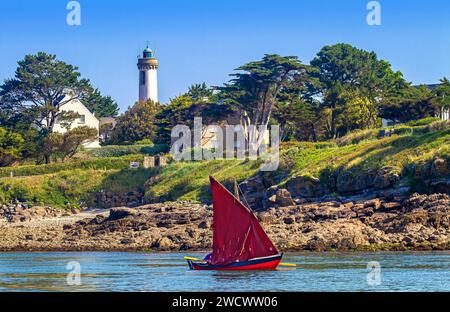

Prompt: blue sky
[{"left": 0, "top": 0, "right": 448, "bottom": 112}]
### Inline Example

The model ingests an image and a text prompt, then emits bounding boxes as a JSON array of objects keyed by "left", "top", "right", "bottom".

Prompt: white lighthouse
[{"left": 137, "top": 46, "right": 159, "bottom": 103}]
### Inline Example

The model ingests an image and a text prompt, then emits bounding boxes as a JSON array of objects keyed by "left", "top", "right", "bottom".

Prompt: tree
[
  {"left": 41, "top": 132, "right": 64, "bottom": 164},
  {"left": 337, "top": 91, "right": 379, "bottom": 132},
  {"left": 0, "top": 52, "right": 91, "bottom": 132},
  {"left": 81, "top": 87, "right": 119, "bottom": 118},
  {"left": 41, "top": 126, "right": 97, "bottom": 163},
  {"left": 108, "top": 99, "right": 161, "bottom": 145},
  {"left": 0, "top": 127, "right": 25, "bottom": 167},
  {"left": 433, "top": 77, "right": 450, "bottom": 117},
  {"left": 59, "top": 126, "right": 98, "bottom": 161},
  {"left": 310, "top": 44, "right": 406, "bottom": 138},
  {"left": 221, "top": 54, "right": 310, "bottom": 147},
  {"left": 273, "top": 79, "right": 322, "bottom": 141},
  {"left": 187, "top": 83, "right": 214, "bottom": 102},
  {"left": 155, "top": 93, "right": 233, "bottom": 145},
  {"left": 380, "top": 84, "right": 435, "bottom": 123}
]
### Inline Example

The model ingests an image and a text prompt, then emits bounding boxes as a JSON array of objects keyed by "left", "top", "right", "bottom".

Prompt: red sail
[{"left": 209, "top": 176, "right": 278, "bottom": 266}]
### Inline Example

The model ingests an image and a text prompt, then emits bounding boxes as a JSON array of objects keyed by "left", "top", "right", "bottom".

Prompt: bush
[
  {"left": 0, "top": 127, "right": 25, "bottom": 167},
  {"left": 86, "top": 144, "right": 169, "bottom": 158},
  {"left": 393, "top": 126, "right": 414, "bottom": 136},
  {"left": 405, "top": 117, "right": 440, "bottom": 127},
  {"left": 336, "top": 129, "right": 378, "bottom": 146},
  {"left": 0, "top": 154, "right": 145, "bottom": 178},
  {"left": 426, "top": 120, "right": 450, "bottom": 132}
]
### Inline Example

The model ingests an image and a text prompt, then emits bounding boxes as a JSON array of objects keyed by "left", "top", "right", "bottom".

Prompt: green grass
[
  {"left": 0, "top": 154, "right": 145, "bottom": 178},
  {"left": 0, "top": 168, "right": 155, "bottom": 208},
  {"left": 145, "top": 159, "right": 262, "bottom": 202}
]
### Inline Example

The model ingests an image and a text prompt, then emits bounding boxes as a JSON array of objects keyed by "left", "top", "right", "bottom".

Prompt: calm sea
[{"left": 0, "top": 252, "right": 448, "bottom": 292}]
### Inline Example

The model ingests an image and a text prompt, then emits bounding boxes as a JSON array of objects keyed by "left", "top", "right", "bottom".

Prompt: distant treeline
[{"left": 0, "top": 44, "right": 449, "bottom": 166}]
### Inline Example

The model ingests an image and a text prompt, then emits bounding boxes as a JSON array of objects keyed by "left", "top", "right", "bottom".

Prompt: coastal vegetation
[
  {"left": 0, "top": 44, "right": 448, "bottom": 210},
  {"left": 0, "top": 118, "right": 447, "bottom": 208}
]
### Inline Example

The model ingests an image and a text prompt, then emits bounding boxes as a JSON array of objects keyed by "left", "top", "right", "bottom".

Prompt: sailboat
[{"left": 185, "top": 176, "right": 283, "bottom": 270}]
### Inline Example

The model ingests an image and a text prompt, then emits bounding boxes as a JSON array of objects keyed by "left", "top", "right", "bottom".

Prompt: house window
[{"left": 78, "top": 115, "right": 86, "bottom": 124}]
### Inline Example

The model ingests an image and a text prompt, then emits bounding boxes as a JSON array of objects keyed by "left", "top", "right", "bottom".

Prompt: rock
[
  {"left": 337, "top": 208, "right": 357, "bottom": 219},
  {"left": 258, "top": 212, "right": 275, "bottom": 223},
  {"left": 275, "top": 189, "right": 295, "bottom": 207},
  {"left": 430, "top": 179, "right": 450, "bottom": 194},
  {"left": 1, "top": 194, "right": 448, "bottom": 253},
  {"left": 432, "top": 158, "right": 449, "bottom": 176},
  {"left": 336, "top": 170, "right": 376, "bottom": 193},
  {"left": 91, "top": 215, "right": 106, "bottom": 225},
  {"left": 268, "top": 195, "right": 277, "bottom": 204},
  {"left": 364, "top": 199, "right": 382, "bottom": 210},
  {"left": 198, "top": 221, "right": 210, "bottom": 229},
  {"left": 287, "top": 175, "right": 326, "bottom": 197},
  {"left": 374, "top": 167, "right": 400, "bottom": 189},
  {"left": 120, "top": 239, "right": 134, "bottom": 245},
  {"left": 156, "top": 221, "right": 173, "bottom": 228},
  {"left": 239, "top": 175, "right": 269, "bottom": 209},
  {"left": 357, "top": 207, "right": 374, "bottom": 217},
  {"left": 156, "top": 237, "right": 173, "bottom": 249},
  {"left": 109, "top": 208, "right": 138, "bottom": 220},
  {"left": 382, "top": 202, "right": 402, "bottom": 211}
]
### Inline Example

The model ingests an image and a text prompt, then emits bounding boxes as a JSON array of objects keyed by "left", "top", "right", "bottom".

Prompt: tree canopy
[
  {"left": 155, "top": 87, "right": 233, "bottom": 145},
  {"left": 221, "top": 54, "right": 311, "bottom": 145},
  {"left": 310, "top": 44, "right": 406, "bottom": 138},
  {"left": 81, "top": 87, "right": 119, "bottom": 118},
  {"left": 108, "top": 99, "right": 161, "bottom": 145},
  {"left": 0, "top": 52, "right": 91, "bottom": 131}
]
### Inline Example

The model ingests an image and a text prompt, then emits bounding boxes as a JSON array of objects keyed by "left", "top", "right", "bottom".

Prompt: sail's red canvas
[{"left": 209, "top": 176, "right": 278, "bottom": 266}]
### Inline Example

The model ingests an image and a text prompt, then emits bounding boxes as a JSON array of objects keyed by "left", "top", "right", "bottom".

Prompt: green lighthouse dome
[{"left": 143, "top": 47, "right": 153, "bottom": 59}]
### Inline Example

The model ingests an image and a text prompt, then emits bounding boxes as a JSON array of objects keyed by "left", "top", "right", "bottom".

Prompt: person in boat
[{"left": 203, "top": 253, "right": 212, "bottom": 262}]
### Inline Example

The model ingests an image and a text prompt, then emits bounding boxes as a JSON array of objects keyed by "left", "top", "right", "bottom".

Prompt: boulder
[
  {"left": 374, "top": 167, "right": 400, "bottom": 189},
  {"left": 275, "top": 189, "right": 295, "bottom": 207},
  {"left": 430, "top": 179, "right": 450, "bottom": 194},
  {"left": 198, "top": 220, "right": 210, "bottom": 229},
  {"left": 432, "top": 158, "right": 449, "bottom": 176},
  {"left": 109, "top": 208, "right": 138, "bottom": 221},
  {"left": 336, "top": 170, "right": 376, "bottom": 193},
  {"left": 157, "top": 237, "right": 173, "bottom": 249},
  {"left": 382, "top": 202, "right": 402, "bottom": 211},
  {"left": 239, "top": 175, "right": 269, "bottom": 209},
  {"left": 364, "top": 199, "right": 382, "bottom": 210},
  {"left": 287, "top": 175, "right": 326, "bottom": 197}
]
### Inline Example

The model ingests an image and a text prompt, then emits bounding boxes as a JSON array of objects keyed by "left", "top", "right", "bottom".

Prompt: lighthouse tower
[{"left": 137, "top": 46, "right": 159, "bottom": 103}]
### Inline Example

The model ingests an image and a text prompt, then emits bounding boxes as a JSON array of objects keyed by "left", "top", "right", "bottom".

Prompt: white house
[{"left": 52, "top": 95, "right": 101, "bottom": 148}]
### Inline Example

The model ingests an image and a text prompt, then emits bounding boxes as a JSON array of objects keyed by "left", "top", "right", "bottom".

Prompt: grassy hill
[{"left": 0, "top": 119, "right": 448, "bottom": 209}]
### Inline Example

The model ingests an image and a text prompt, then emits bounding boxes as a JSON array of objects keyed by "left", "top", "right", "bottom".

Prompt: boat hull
[{"left": 187, "top": 254, "right": 283, "bottom": 271}]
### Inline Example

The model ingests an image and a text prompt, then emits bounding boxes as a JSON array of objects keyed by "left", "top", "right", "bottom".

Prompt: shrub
[
  {"left": 0, "top": 127, "right": 25, "bottom": 167},
  {"left": 86, "top": 144, "right": 169, "bottom": 158},
  {"left": 336, "top": 129, "right": 378, "bottom": 146},
  {"left": 405, "top": 117, "right": 440, "bottom": 127},
  {"left": 393, "top": 126, "right": 414, "bottom": 136},
  {"left": 0, "top": 154, "right": 145, "bottom": 178},
  {"left": 426, "top": 120, "right": 450, "bottom": 132}
]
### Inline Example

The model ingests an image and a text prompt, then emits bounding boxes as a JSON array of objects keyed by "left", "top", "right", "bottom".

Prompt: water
[{"left": 0, "top": 252, "right": 448, "bottom": 292}]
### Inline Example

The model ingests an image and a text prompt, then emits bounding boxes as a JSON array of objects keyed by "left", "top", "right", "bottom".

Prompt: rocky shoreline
[{"left": 0, "top": 193, "right": 448, "bottom": 252}]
